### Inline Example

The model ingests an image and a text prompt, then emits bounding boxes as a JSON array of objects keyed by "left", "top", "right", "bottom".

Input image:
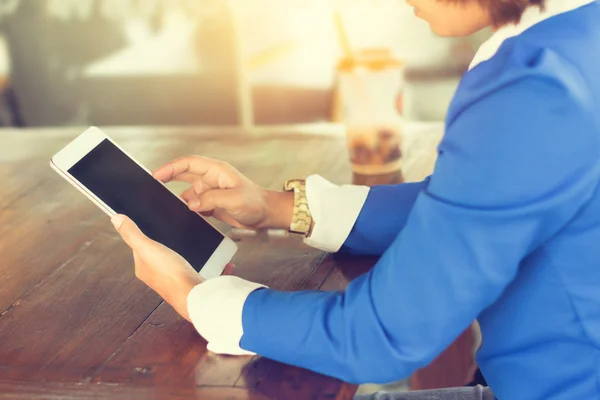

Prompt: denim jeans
[{"left": 354, "top": 386, "right": 495, "bottom": 400}]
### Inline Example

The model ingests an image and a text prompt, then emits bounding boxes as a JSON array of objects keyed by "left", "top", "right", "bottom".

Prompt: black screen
[{"left": 68, "top": 139, "right": 224, "bottom": 272}]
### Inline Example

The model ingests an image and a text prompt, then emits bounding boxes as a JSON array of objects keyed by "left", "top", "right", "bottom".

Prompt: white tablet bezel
[{"left": 50, "top": 126, "right": 237, "bottom": 279}]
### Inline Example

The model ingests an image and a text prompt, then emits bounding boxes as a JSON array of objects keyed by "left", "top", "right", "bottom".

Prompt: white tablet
[{"left": 50, "top": 126, "right": 237, "bottom": 279}]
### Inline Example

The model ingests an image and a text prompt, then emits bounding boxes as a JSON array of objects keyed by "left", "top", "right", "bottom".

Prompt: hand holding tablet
[{"left": 50, "top": 127, "right": 238, "bottom": 280}]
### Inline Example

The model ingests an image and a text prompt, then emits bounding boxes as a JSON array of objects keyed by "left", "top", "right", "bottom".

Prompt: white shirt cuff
[
  {"left": 303, "top": 175, "right": 370, "bottom": 252},
  {"left": 187, "top": 276, "right": 266, "bottom": 356}
]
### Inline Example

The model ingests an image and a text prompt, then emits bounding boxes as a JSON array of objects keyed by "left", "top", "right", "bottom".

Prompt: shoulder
[
  {"left": 448, "top": 38, "right": 594, "bottom": 127},
  {"left": 433, "top": 39, "right": 600, "bottom": 207}
]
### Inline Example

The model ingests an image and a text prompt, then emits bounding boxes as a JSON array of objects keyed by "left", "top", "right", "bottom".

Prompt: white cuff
[
  {"left": 187, "top": 276, "right": 266, "bottom": 356},
  {"left": 303, "top": 175, "right": 370, "bottom": 252}
]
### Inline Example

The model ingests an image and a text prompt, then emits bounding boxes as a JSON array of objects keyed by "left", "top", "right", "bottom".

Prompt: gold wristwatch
[{"left": 283, "top": 179, "right": 313, "bottom": 236}]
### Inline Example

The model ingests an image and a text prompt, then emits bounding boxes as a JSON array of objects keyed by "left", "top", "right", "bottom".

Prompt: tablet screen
[{"left": 68, "top": 139, "right": 224, "bottom": 272}]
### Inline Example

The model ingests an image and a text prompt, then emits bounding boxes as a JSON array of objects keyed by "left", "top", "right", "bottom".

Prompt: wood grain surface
[{"left": 0, "top": 125, "right": 472, "bottom": 399}]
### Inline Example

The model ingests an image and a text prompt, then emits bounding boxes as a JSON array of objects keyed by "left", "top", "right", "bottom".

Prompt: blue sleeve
[
  {"left": 341, "top": 180, "right": 428, "bottom": 255},
  {"left": 240, "top": 51, "right": 600, "bottom": 384}
]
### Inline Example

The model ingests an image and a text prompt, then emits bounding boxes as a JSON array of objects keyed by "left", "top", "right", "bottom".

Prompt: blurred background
[{"left": 0, "top": 0, "right": 491, "bottom": 128}]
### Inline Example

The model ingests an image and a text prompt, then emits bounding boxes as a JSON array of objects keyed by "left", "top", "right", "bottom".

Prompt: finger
[
  {"left": 181, "top": 187, "right": 198, "bottom": 202},
  {"left": 111, "top": 215, "right": 156, "bottom": 254},
  {"left": 153, "top": 156, "right": 225, "bottom": 183},
  {"left": 181, "top": 181, "right": 211, "bottom": 203},
  {"left": 155, "top": 172, "right": 197, "bottom": 184},
  {"left": 152, "top": 162, "right": 178, "bottom": 182},
  {"left": 193, "top": 180, "right": 211, "bottom": 195},
  {"left": 189, "top": 188, "right": 243, "bottom": 213},
  {"left": 222, "top": 263, "right": 236, "bottom": 276}
]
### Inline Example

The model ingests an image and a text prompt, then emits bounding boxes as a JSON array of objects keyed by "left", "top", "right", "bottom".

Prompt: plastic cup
[{"left": 337, "top": 50, "right": 405, "bottom": 185}]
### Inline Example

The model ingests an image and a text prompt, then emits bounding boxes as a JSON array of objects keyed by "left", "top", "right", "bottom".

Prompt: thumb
[
  {"left": 189, "top": 188, "right": 242, "bottom": 213},
  {"left": 111, "top": 215, "right": 153, "bottom": 252},
  {"left": 222, "top": 263, "right": 236, "bottom": 276}
]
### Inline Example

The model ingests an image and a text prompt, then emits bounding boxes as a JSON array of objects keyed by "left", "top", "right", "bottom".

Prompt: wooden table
[{"left": 0, "top": 125, "right": 473, "bottom": 399}]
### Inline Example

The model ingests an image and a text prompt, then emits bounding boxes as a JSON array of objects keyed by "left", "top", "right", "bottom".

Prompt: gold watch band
[{"left": 283, "top": 179, "right": 313, "bottom": 236}]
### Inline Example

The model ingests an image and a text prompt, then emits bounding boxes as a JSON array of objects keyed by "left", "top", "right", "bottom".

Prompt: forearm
[
  {"left": 340, "top": 179, "right": 428, "bottom": 255},
  {"left": 238, "top": 192, "right": 515, "bottom": 384},
  {"left": 260, "top": 176, "right": 427, "bottom": 255},
  {"left": 257, "top": 176, "right": 371, "bottom": 254},
  {"left": 239, "top": 170, "right": 593, "bottom": 384}
]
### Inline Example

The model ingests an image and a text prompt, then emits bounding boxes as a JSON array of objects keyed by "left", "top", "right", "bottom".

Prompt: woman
[{"left": 111, "top": 0, "right": 600, "bottom": 399}]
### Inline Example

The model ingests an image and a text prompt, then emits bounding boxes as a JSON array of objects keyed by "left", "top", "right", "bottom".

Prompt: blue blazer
[{"left": 241, "top": 3, "right": 600, "bottom": 399}]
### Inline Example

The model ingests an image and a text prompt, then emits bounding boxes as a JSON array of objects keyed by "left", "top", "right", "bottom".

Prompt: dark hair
[
  {"left": 447, "top": 0, "right": 546, "bottom": 26},
  {"left": 483, "top": 0, "right": 546, "bottom": 26}
]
